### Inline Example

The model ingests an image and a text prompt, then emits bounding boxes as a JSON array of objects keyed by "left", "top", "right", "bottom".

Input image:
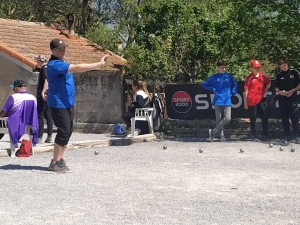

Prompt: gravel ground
[{"left": 0, "top": 138, "right": 299, "bottom": 225}]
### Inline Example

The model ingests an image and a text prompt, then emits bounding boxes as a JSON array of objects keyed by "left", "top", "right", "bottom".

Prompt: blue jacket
[{"left": 202, "top": 73, "right": 238, "bottom": 106}]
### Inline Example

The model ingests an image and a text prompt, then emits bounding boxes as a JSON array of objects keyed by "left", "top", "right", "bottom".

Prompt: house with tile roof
[{"left": 0, "top": 18, "right": 127, "bottom": 126}]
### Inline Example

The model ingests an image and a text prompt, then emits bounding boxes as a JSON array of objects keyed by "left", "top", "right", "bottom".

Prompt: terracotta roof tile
[{"left": 0, "top": 18, "right": 127, "bottom": 71}]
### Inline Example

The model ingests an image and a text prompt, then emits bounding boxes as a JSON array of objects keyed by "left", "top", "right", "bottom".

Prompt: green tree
[
  {"left": 85, "top": 22, "right": 120, "bottom": 52},
  {"left": 123, "top": 0, "right": 244, "bottom": 82}
]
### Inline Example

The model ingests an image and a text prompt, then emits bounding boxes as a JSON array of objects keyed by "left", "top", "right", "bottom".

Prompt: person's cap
[
  {"left": 50, "top": 38, "right": 65, "bottom": 50},
  {"left": 10, "top": 79, "right": 26, "bottom": 88},
  {"left": 250, "top": 60, "right": 261, "bottom": 68},
  {"left": 35, "top": 54, "right": 47, "bottom": 62}
]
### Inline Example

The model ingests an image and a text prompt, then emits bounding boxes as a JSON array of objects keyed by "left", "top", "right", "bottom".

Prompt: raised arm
[{"left": 68, "top": 55, "right": 109, "bottom": 73}]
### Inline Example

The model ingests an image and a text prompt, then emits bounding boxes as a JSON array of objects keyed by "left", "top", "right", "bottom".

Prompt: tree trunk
[{"left": 81, "top": 0, "right": 90, "bottom": 34}]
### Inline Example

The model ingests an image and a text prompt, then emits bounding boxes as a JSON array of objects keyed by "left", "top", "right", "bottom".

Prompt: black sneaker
[
  {"left": 281, "top": 138, "right": 289, "bottom": 144},
  {"left": 48, "top": 160, "right": 67, "bottom": 173},
  {"left": 58, "top": 158, "right": 69, "bottom": 171},
  {"left": 251, "top": 135, "right": 260, "bottom": 142},
  {"left": 261, "top": 135, "right": 271, "bottom": 141},
  {"left": 44, "top": 136, "right": 53, "bottom": 143}
]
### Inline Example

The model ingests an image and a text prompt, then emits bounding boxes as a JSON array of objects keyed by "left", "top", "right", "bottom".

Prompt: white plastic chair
[
  {"left": 0, "top": 117, "right": 34, "bottom": 157},
  {"left": 130, "top": 108, "right": 154, "bottom": 136}
]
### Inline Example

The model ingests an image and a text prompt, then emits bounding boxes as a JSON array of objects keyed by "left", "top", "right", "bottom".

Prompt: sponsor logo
[{"left": 171, "top": 91, "right": 192, "bottom": 113}]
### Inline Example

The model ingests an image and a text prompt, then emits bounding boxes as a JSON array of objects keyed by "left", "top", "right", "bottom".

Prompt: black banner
[{"left": 165, "top": 81, "right": 300, "bottom": 120}]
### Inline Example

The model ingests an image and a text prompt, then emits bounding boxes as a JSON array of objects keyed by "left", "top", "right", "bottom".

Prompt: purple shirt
[
  {"left": 2, "top": 92, "right": 37, "bottom": 117},
  {"left": 2, "top": 92, "right": 38, "bottom": 146}
]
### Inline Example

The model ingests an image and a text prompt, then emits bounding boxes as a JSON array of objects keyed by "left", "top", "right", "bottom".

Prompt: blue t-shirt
[
  {"left": 46, "top": 58, "right": 75, "bottom": 108},
  {"left": 202, "top": 73, "right": 238, "bottom": 106}
]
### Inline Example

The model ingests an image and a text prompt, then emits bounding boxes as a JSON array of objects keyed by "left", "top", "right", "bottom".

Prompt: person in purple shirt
[
  {"left": 0, "top": 79, "right": 37, "bottom": 140},
  {"left": 0, "top": 79, "right": 37, "bottom": 117}
]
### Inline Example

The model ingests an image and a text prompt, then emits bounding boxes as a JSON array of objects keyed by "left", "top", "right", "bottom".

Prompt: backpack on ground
[
  {"left": 16, "top": 139, "right": 31, "bottom": 157},
  {"left": 113, "top": 123, "right": 125, "bottom": 135}
]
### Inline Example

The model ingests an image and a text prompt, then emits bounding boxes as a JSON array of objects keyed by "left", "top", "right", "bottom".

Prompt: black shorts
[{"left": 50, "top": 107, "right": 74, "bottom": 147}]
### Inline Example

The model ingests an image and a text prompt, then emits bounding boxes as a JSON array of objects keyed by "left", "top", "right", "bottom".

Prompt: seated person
[
  {"left": 122, "top": 79, "right": 151, "bottom": 133},
  {"left": 0, "top": 79, "right": 38, "bottom": 144}
]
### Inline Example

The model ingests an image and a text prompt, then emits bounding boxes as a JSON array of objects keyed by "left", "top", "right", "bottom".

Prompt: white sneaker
[
  {"left": 135, "top": 129, "right": 141, "bottom": 136},
  {"left": 126, "top": 129, "right": 141, "bottom": 137},
  {"left": 208, "top": 129, "right": 213, "bottom": 142},
  {"left": 37, "top": 137, "right": 43, "bottom": 144},
  {"left": 220, "top": 136, "right": 226, "bottom": 142}
]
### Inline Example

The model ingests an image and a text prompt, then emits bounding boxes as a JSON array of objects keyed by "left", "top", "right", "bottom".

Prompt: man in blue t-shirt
[
  {"left": 202, "top": 60, "right": 238, "bottom": 142},
  {"left": 47, "top": 38, "right": 108, "bottom": 172}
]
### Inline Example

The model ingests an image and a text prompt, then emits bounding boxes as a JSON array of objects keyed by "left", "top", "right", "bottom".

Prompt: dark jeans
[
  {"left": 248, "top": 99, "right": 268, "bottom": 137},
  {"left": 121, "top": 111, "right": 134, "bottom": 128},
  {"left": 37, "top": 97, "right": 53, "bottom": 138},
  {"left": 121, "top": 111, "right": 150, "bottom": 134},
  {"left": 50, "top": 107, "right": 74, "bottom": 147},
  {"left": 278, "top": 99, "right": 299, "bottom": 138}
]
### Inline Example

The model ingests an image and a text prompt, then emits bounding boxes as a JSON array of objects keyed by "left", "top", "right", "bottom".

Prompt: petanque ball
[
  {"left": 240, "top": 148, "right": 244, "bottom": 153},
  {"left": 269, "top": 143, "right": 273, "bottom": 148},
  {"left": 94, "top": 150, "right": 99, "bottom": 155},
  {"left": 279, "top": 147, "right": 284, "bottom": 151},
  {"left": 163, "top": 145, "right": 167, "bottom": 150},
  {"left": 291, "top": 148, "right": 295, "bottom": 152},
  {"left": 199, "top": 149, "right": 203, "bottom": 153}
]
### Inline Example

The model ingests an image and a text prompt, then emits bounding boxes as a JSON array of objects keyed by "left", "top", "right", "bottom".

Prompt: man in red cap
[{"left": 244, "top": 60, "right": 271, "bottom": 141}]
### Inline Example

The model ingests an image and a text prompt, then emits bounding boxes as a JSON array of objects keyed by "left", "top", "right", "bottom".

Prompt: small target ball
[
  {"left": 291, "top": 148, "right": 295, "bottom": 152},
  {"left": 199, "top": 149, "right": 203, "bottom": 153},
  {"left": 94, "top": 150, "right": 99, "bottom": 155},
  {"left": 240, "top": 148, "right": 244, "bottom": 153},
  {"left": 279, "top": 147, "right": 284, "bottom": 151},
  {"left": 163, "top": 145, "right": 167, "bottom": 150},
  {"left": 269, "top": 143, "right": 273, "bottom": 148}
]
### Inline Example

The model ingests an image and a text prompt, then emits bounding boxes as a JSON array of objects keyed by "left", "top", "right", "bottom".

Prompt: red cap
[{"left": 250, "top": 60, "right": 261, "bottom": 68}]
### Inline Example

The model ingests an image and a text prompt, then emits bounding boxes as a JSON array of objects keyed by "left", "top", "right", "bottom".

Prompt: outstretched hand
[{"left": 100, "top": 55, "right": 109, "bottom": 64}]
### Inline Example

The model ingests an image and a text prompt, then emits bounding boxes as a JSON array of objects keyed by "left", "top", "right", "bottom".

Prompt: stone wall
[{"left": 74, "top": 70, "right": 123, "bottom": 123}]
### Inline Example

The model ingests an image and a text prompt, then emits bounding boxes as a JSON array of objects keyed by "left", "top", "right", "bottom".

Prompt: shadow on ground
[
  {"left": 164, "top": 137, "right": 289, "bottom": 146},
  {"left": 0, "top": 164, "right": 48, "bottom": 171}
]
